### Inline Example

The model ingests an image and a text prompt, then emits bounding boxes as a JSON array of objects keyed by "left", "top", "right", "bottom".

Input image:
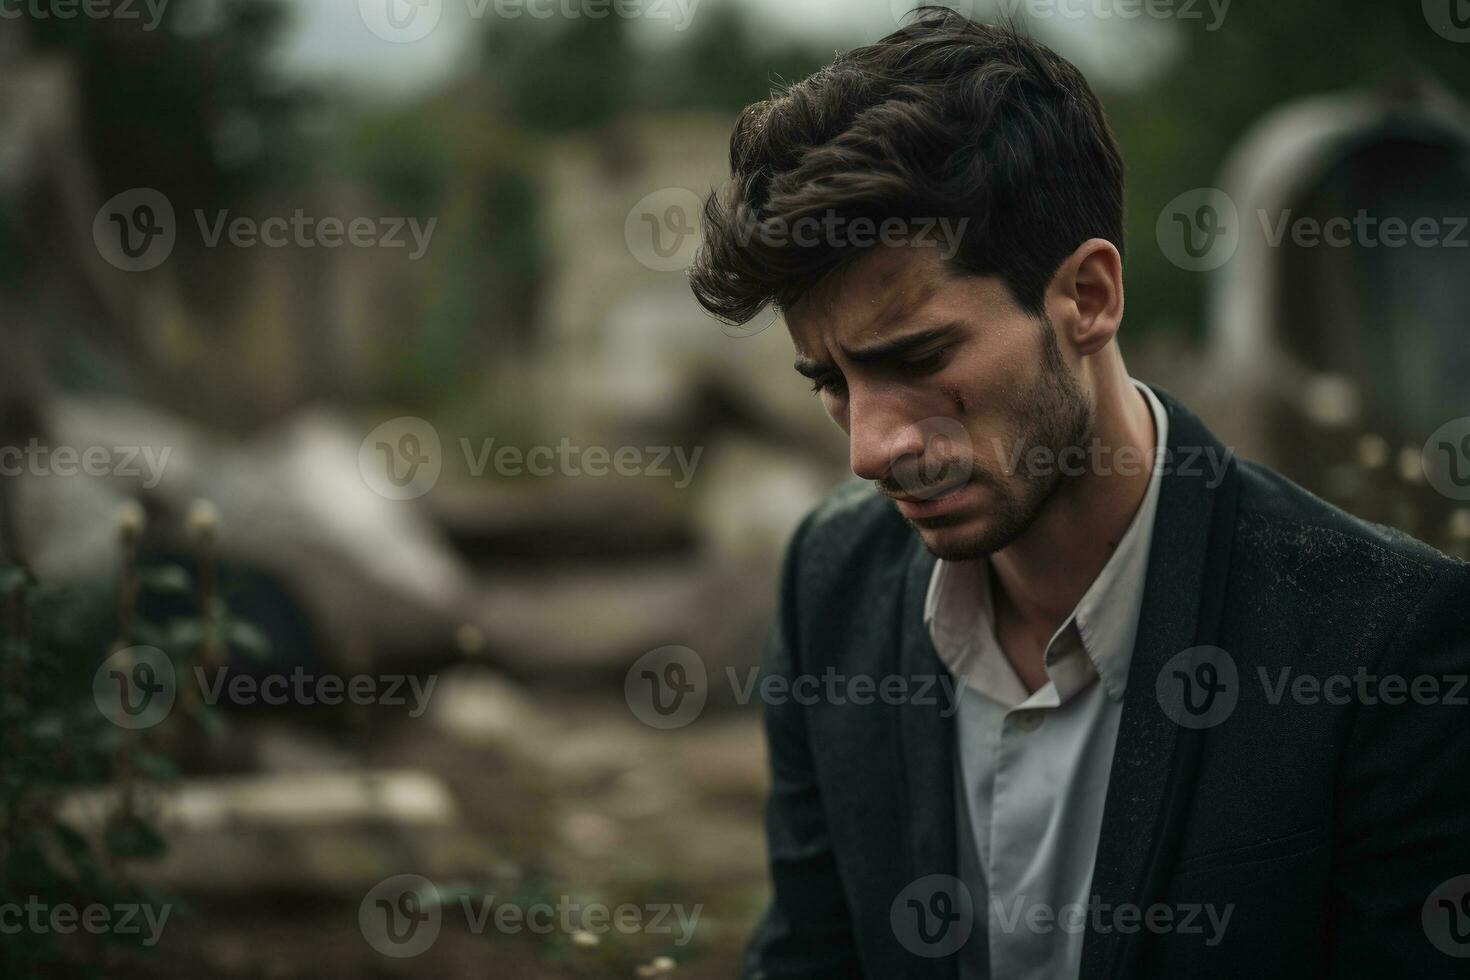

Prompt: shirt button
[{"left": 1009, "top": 710, "right": 1044, "bottom": 732}]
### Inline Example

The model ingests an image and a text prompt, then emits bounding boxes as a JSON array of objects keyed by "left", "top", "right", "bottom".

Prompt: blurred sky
[{"left": 275, "top": 0, "right": 1179, "bottom": 99}]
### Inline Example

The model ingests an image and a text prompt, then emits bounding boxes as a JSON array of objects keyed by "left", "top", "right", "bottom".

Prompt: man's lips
[{"left": 883, "top": 479, "right": 978, "bottom": 521}]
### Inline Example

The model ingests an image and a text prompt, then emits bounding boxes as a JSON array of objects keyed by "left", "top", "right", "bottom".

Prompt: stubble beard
[{"left": 908, "top": 320, "right": 1094, "bottom": 562}]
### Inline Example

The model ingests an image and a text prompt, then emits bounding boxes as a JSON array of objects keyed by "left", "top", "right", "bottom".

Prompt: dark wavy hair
[{"left": 688, "top": 7, "right": 1125, "bottom": 325}]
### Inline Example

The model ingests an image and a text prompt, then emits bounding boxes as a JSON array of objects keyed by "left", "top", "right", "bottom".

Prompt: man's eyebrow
[
  {"left": 793, "top": 326, "right": 964, "bottom": 379},
  {"left": 846, "top": 324, "right": 961, "bottom": 364},
  {"left": 793, "top": 324, "right": 962, "bottom": 379}
]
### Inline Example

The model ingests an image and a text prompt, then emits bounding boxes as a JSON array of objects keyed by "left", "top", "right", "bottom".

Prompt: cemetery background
[{"left": 1, "top": 0, "right": 1468, "bottom": 976}]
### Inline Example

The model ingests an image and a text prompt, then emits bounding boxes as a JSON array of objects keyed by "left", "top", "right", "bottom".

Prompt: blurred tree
[
  {"left": 633, "top": 3, "right": 829, "bottom": 114},
  {"left": 25, "top": 0, "right": 305, "bottom": 215},
  {"left": 2, "top": 0, "right": 309, "bottom": 434},
  {"left": 21, "top": 0, "right": 309, "bottom": 316},
  {"left": 483, "top": 13, "right": 634, "bottom": 133}
]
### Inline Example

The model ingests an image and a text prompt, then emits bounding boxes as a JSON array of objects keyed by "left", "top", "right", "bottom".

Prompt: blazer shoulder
[
  {"left": 788, "top": 478, "right": 915, "bottom": 586},
  {"left": 793, "top": 478, "right": 905, "bottom": 564},
  {"left": 1233, "top": 457, "right": 1467, "bottom": 584}
]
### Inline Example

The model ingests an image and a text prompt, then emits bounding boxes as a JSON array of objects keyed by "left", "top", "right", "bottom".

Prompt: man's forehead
[{"left": 787, "top": 246, "right": 948, "bottom": 349}]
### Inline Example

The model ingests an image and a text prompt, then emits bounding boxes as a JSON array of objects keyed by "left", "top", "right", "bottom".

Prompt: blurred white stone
[
  {"left": 692, "top": 436, "right": 833, "bottom": 563},
  {"left": 51, "top": 769, "right": 481, "bottom": 895},
  {"left": 58, "top": 769, "right": 458, "bottom": 833},
  {"left": 429, "top": 666, "right": 544, "bottom": 746},
  {"left": 25, "top": 397, "right": 475, "bottom": 663}
]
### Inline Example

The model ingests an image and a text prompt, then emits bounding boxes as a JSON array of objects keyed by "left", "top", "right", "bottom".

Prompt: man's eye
[
  {"left": 810, "top": 375, "right": 845, "bottom": 396},
  {"left": 901, "top": 347, "right": 950, "bottom": 375}
]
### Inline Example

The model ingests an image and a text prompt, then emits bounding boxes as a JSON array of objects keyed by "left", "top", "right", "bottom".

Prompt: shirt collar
[{"left": 924, "top": 379, "right": 1169, "bottom": 707}]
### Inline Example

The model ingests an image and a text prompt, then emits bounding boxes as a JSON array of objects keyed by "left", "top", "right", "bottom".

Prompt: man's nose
[{"left": 847, "top": 389, "right": 927, "bottom": 482}]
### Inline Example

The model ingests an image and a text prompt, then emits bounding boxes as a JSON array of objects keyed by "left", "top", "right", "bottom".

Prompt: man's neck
[{"left": 989, "top": 368, "right": 1158, "bottom": 667}]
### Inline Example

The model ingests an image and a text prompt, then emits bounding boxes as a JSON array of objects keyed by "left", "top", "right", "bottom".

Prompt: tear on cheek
[{"left": 940, "top": 385, "right": 967, "bottom": 415}]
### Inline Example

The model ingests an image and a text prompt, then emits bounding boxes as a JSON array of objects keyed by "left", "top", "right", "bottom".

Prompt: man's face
[{"left": 786, "top": 244, "right": 1093, "bottom": 561}]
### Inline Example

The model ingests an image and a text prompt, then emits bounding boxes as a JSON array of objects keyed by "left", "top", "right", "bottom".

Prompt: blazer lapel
[
  {"left": 897, "top": 537, "right": 961, "bottom": 977},
  {"left": 1080, "top": 386, "right": 1241, "bottom": 980}
]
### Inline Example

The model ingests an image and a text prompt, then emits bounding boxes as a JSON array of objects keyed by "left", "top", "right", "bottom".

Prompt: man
[{"left": 687, "top": 9, "right": 1470, "bottom": 979}]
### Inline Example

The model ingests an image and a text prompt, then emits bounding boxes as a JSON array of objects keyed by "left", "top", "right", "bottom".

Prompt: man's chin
[{"left": 906, "top": 509, "right": 1028, "bottom": 562}]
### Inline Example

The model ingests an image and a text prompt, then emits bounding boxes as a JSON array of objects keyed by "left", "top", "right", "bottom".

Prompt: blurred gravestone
[{"left": 1208, "top": 78, "right": 1470, "bottom": 548}]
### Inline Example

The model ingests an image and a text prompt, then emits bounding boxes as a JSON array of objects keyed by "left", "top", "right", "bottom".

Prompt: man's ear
[{"left": 1046, "top": 238, "right": 1124, "bottom": 357}]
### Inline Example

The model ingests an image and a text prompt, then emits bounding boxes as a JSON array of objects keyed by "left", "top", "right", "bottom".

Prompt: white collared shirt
[{"left": 923, "top": 380, "right": 1168, "bottom": 980}]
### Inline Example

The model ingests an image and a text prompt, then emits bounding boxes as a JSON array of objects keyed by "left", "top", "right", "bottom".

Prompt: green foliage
[
  {"left": 0, "top": 553, "right": 266, "bottom": 978},
  {"left": 25, "top": 0, "right": 305, "bottom": 202}
]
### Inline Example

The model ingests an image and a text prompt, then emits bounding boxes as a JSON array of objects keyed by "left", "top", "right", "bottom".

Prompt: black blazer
[{"left": 743, "top": 386, "right": 1470, "bottom": 979}]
